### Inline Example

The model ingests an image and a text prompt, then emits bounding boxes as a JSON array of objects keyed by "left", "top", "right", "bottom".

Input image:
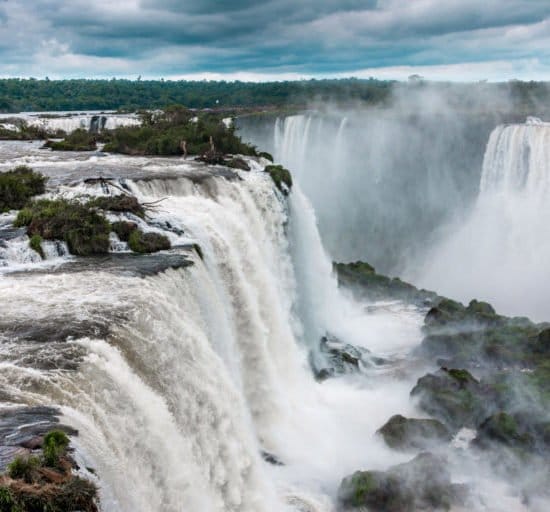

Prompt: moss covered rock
[
  {"left": 0, "top": 166, "right": 47, "bottom": 212},
  {"left": 128, "top": 230, "right": 171, "bottom": 253},
  {"left": 14, "top": 199, "right": 111, "bottom": 256},
  {"left": 265, "top": 165, "right": 292, "bottom": 194},
  {"left": 473, "top": 412, "right": 533, "bottom": 450},
  {"left": 377, "top": 414, "right": 453, "bottom": 450},
  {"left": 111, "top": 220, "right": 138, "bottom": 242},
  {"left": 28, "top": 234, "right": 44, "bottom": 259},
  {"left": 410, "top": 368, "right": 494, "bottom": 429},
  {"left": 338, "top": 452, "right": 464, "bottom": 511},
  {"left": 334, "top": 261, "right": 438, "bottom": 305},
  {"left": 0, "top": 429, "right": 98, "bottom": 512}
]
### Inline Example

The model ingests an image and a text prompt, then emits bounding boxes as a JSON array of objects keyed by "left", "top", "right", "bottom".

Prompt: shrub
[
  {"left": 88, "top": 195, "right": 145, "bottom": 218},
  {"left": 111, "top": 220, "right": 138, "bottom": 241},
  {"left": 128, "top": 230, "right": 170, "bottom": 253},
  {"left": 265, "top": 164, "right": 292, "bottom": 194},
  {"left": 14, "top": 199, "right": 111, "bottom": 256},
  {"left": 29, "top": 234, "right": 44, "bottom": 259},
  {"left": 44, "top": 128, "right": 97, "bottom": 151},
  {"left": 258, "top": 151, "right": 274, "bottom": 162},
  {"left": 7, "top": 456, "right": 40, "bottom": 483},
  {"left": 0, "top": 487, "right": 14, "bottom": 512},
  {"left": 43, "top": 430, "right": 70, "bottom": 467},
  {"left": 0, "top": 166, "right": 47, "bottom": 212},
  {"left": 103, "top": 108, "right": 258, "bottom": 157}
]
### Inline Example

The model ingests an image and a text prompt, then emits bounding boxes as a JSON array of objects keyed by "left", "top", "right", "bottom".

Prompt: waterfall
[
  {"left": 0, "top": 166, "right": 425, "bottom": 511},
  {"left": 416, "top": 118, "right": 550, "bottom": 320},
  {"left": 240, "top": 110, "right": 487, "bottom": 273},
  {"left": 22, "top": 113, "right": 140, "bottom": 133}
]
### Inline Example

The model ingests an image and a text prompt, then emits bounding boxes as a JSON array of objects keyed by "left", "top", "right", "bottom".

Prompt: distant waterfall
[
  {"left": 240, "top": 110, "right": 487, "bottom": 273},
  {"left": 416, "top": 118, "right": 550, "bottom": 320},
  {"left": 24, "top": 113, "right": 140, "bottom": 133}
]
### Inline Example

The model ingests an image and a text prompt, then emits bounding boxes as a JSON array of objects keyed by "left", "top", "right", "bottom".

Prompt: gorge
[{"left": 0, "top": 107, "right": 549, "bottom": 512}]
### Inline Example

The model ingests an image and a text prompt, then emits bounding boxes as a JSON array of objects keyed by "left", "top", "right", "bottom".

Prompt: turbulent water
[
  {"left": 2, "top": 114, "right": 548, "bottom": 510},
  {"left": 0, "top": 142, "right": 429, "bottom": 511},
  {"left": 415, "top": 118, "right": 550, "bottom": 320}
]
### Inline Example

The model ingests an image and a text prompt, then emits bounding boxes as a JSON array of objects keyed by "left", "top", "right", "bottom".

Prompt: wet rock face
[
  {"left": 377, "top": 414, "right": 452, "bottom": 451},
  {"left": 338, "top": 452, "right": 466, "bottom": 511},
  {"left": 334, "top": 261, "right": 438, "bottom": 306},
  {"left": 410, "top": 368, "right": 494, "bottom": 429},
  {"left": 311, "top": 334, "right": 387, "bottom": 380}
]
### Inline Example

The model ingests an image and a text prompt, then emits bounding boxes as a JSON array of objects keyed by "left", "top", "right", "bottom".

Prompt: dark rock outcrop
[
  {"left": 338, "top": 452, "right": 466, "bottom": 511},
  {"left": 377, "top": 414, "right": 453, "bottom": 451}
]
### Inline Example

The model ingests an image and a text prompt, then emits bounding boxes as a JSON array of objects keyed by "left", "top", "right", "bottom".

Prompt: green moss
[
  {"left": 128, "top": 230, "right": 171, "bottom": 253},
  {"left": 43, "top": 430, "right": 70, "bottom": 468},
  {"left": 0, "top": 487, "right": 14, "bottom": 512},
  {"left": 111, "top": 220, "right": 138, "bottom": 242},
  {"left": 447, "top": 368, "right": 477, "bottom": 385},
  {"left": 7, "top": 456, "right": 40, "bottom": 484},
  {"left": 44, "top": 128, "right": 97, "bottom": 151},
  {"left": 0, "top": 166, "right": 47, "bottom": 212},
  {"left": 258, "top": 151, "right": 273, "bottom": 162},
  {"left": 350, "top": 471, "right": 378, "bottom": 506},
  {"left": 14, "top": 199, "right": 111, "bottom": 256},
  {"left": 28, "top": 234, "right": 44, "bottom": 259},
  {"left": 265, "top": 164, "right": 292, "bottom": 194}
]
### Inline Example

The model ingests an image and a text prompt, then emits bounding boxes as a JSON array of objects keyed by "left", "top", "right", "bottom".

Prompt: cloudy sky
[{"left": 1, "top": 0, "right": 549, "bottom": 81}]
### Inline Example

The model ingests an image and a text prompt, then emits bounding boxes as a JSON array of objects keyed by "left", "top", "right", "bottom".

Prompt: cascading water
[
  {"left": 0, "top": 156, "right": 427, "bottom": 512},
  {"left": 0, "top": 112, "right": 140, "bottom": 134},
  {"left": 239, "top": 110, "right": 488, "bottom": 273},
  {"left": 415, "top": 118, "right": 550, "bottom": 321}
]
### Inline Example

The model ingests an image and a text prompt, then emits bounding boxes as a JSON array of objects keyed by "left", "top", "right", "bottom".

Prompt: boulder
[
  {"left": 377, "top": 414, "right": 453, "bottom": 450},
  {"left": 410, "top": 368, "right": 494, "bottom": 429},
  {"left": 338, "top": 452, "right": 466, "bottom": 511}
]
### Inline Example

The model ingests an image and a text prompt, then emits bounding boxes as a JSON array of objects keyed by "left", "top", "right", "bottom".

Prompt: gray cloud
[{"left": 0, "top": 0, "right": 548, "bottom": 79}]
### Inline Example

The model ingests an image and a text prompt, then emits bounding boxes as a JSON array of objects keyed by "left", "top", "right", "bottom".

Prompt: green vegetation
[
  {"left": 102, "top": 106, "right": 257, "bottom": 157},
  {"left": 334, "top": 260, "right": 438, "bottom": 305},
  {"left": 111, "top": 220, "right": 138, "bottom": 242},
  {"left": 128, "top": 229, "right": 171, "bottom": 253},
  {"left": 339, "top": 453, "right": 459, "bottom": 511},
  {"left": 15, "top": 199, "right": 111, "bottom": 256},
  {"left": 0, "top": 430, "right": 98, "bottom": 512},
  {"left": 88, "top": 194, "right": 145, "bottom": 218},
  {"left": 44, "top": 128, "right": 97, "bottom": 151},
  {"left": 377, "top": 414, "right": 452, "bottom": 450},
  {"left": 0, "top": 166, "right": 47, "bottom": 212},
  {"left": 265, "top": 165, "right": 292, "bottom": 194},
  {"left": 29, "top": 234, "right": 44, "bottom": 259},
  {"left": 7, "top": 456, "right": 40, "bottom": 484},
  {"left": 42, "top": 430, "right": 70, "bottom": 467},
  {"left": 0, "top": 78, "right": 395, "bottom": 112}
]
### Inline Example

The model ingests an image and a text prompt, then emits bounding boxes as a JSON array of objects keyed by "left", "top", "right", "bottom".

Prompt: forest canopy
[{"left": 0, "top": 78, "right": 549, "bottom": 115}]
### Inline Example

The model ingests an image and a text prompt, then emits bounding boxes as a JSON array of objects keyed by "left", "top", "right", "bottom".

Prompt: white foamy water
[
  {"left": 0, "top": 138, "right": 541, "bottom": 511},
  {"left": 416, "top": 119, "right": 550, "bottom": 320}
]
